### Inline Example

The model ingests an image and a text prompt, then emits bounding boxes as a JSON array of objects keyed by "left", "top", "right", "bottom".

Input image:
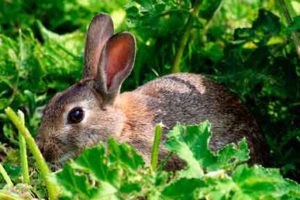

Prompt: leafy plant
[
  {"left": 54, "top": 122, "right": 300, "bottom": 199},
  {"left": 0, "top": 0, "right": 300, "bottom": 199},
  {"left": 1, "top": 107, "right": 300, "bottom": 199},
  {"left": 124, "top": 0, "right": 300, "bottom": 180}
]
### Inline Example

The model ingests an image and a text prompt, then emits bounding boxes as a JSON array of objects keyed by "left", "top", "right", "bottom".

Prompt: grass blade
[
  {"left": 5, "top": 107, "right": 58, "bottom": 200},
  {"left": 17, "top": 110, "right": 30, "bottom": 184},
  {"left": 0, "top": 163, "right": 14, "bottom": 188},
  {"left": 151, "top": 123, "right": 164, "bottom": 172},
  {"left": 0, "top": 191, "right": 24, "bottom": 200}
]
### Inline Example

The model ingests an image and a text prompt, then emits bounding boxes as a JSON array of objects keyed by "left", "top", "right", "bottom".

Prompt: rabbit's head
[{"left": 37, "top": 13, "right": 136, "bottom": 166}]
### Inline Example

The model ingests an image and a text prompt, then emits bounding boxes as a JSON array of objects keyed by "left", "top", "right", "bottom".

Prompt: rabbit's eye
[{"left": 67, "top": 107, "right": 84, "bottom": 124}]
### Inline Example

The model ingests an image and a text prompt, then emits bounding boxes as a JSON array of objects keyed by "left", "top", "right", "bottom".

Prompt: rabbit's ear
[
  {"left": 83, "top": 13, "right": 114, "bottom": 79},
  {"left": 95, "top": 32, "right": 136, "bottom": 102}
]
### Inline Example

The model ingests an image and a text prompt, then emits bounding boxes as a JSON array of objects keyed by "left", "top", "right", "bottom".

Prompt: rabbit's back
[
  {"left": 38, "top": 14, "right": 265, "bottom": 168},
  {"left": 117, "top": 73, "right": 265, "bottom": 164}
]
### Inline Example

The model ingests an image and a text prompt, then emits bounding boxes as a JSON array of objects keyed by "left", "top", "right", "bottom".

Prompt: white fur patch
[{"left": 63, "top": 100, "right": 92, "bottom": 126}]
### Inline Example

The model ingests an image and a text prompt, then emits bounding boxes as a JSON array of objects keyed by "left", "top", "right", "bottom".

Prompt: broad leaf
[
  {"left": 164, "top": 121, "right": 250, "bottom": 178},
  {"left": 56, "top": 163, "right": 97, "bottom": 199},
  {"left": 108, "top": 138, "right": 144, "bottom": 170},
  {"left": 74, "top": 144, "right": 119, "bottom": 186}
]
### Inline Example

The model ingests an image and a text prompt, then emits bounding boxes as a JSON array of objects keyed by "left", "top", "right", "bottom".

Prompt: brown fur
[
  {"left": 37, "top": 13, "right": 265, "bottom": 170},
  {"left": 114, "top": 73, "right": 265, "bottom": 165}
]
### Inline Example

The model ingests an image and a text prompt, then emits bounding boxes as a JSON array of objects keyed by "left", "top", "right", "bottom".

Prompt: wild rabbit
[{"left": 37, "top": 13, "right": 265, "bottom": 169}]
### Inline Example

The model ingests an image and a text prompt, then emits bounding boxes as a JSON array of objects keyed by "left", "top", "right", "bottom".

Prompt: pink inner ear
[{"left": 105, "top": 37, "right": 131, "bottom": 88}]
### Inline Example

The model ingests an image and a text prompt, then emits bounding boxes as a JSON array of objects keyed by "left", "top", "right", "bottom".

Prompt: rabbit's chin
[
  {"left": 48, "top": 163, "right": 61, "bottom": 172},
  {"left": 48, "top": 150, "right": 80, "bottom": 171}
]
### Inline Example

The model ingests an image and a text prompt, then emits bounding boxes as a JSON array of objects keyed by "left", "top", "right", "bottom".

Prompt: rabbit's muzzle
[{"left": 37, "top": 135, "right": 61, "bottom": 162}]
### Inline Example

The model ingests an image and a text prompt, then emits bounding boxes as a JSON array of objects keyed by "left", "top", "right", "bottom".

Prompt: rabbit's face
[
  {"left": 37, "top": 81, "right": 125, "bottom": 166},
  {"left": 37, "top": 13, "right": 135, "bottom": 168}
]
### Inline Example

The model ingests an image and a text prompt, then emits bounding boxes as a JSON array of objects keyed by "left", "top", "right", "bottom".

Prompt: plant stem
[
  {"left": 17, "top": 110, "right": 30, "bottom": 185},
  {"left": 0, "top": 191, "right": 23, "bottom": 200},
  {"left": 278, "top": 0, "right": 300, "bottom": 58},
  {"left": 200, "top": 1, "right": 223, "bottom": 42},
  {"left": 171, "top": 0, "right": 202, "bottom": 73},
  {"left": 5, "top": 107, "right": 58, "bottom": 200},
  {"left": 151, "top": 123, "right": 164, "bottom": 172},
  {"left": 0, "top": 163, "right": 14, "bottom": 188}
]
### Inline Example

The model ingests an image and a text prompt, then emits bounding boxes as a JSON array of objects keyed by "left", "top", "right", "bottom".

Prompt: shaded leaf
[
  {"left": 108, "top": 138, "right": 144, "bottom": 170},
  {"left": 56, "top": 163, "right": 96, "bottom": 199},
  {"left": 162, "top": 178, "right": 205, "bottom": 199},
  {"left": 74, "top": 144, "right": 119, "bottom": 186}
]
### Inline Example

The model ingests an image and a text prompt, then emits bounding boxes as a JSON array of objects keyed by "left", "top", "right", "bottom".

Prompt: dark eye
[{"left": 67, "top": 107, "right": 84, "bottom": 124}]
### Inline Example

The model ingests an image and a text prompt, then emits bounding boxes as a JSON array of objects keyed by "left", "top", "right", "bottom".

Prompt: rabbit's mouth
[
  {"left": 38, "top": 135, "right": 78, "bottom": 166},
  {"left": 49, "top": 150, "right": 79, "bottom": 171},
  {"left": 48, "top": 163, "right": 61, "bottom": 172},
  {"left": 43, "top": 145, "right": 81, "bottom": 171}
]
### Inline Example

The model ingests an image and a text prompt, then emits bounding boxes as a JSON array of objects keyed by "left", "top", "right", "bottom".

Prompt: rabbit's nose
[
  {"left": 37, "top": 141, "right": 53, "bottom": 162},
  {"left": 42, "top": 149, "right": 53, "bottom": 162},
  {"left": 36, "top": 136, "right": 44, "bottom": 152},
  {"left": 36, "top": 136, "right": 50, "bottom": 160}
]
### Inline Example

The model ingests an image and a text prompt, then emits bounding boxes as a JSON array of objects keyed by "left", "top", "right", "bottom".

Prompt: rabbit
[{"left": 37, "top": 13, "right": 266, "bottom": 169}]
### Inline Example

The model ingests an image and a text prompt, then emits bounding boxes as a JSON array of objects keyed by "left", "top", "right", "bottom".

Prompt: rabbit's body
[
  {"left": 116, "top": 73, "right": 264, "bottom": 165},
  {"left": 37, "top": 13, "right": 265, "bottom": 168}
]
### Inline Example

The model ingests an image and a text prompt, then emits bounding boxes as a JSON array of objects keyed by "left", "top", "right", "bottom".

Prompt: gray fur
[
  {"left": 117, "top": 74, "right": 265, "bottom": 165},
  {"left": 37, "top": 13, "right": 265, "bottom": 170}
]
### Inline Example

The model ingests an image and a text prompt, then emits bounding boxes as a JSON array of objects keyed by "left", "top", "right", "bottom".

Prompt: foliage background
[{"left": 0, "top": 0, "right": 299, "bottom": 188}]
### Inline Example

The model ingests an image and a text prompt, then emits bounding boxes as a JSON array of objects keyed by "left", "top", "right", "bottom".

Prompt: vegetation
[{"left": 0, "top": 0, "right": 299, "bottom": 199}]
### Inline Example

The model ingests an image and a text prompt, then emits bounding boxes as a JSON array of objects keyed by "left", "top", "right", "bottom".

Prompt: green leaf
[
  {"left": 234, "top": 28, "right": 255, "bottom": 42},
  {"left": 253, "top": 9, "right": 281, "bottom": 35},
  {"left": 162, "top": 178, "right": 206, "bottom": 199},
  {"left": 232, "top": 165, "right": 300, "bottom": 199},
  {"left": 200, "top": 0, "right": 222, "bottom": 20},
  {"left": 56, "top": 163, "right": 96, "bottom": 199},
  {"left": 74, "top": 144, "right": 119, "bottom": 186},
  {"left": 233, "top": 9, "right": 281, "bottom": 45},
  {"left": 126, "top": 6, "right": 139, "bottom": 18},
  {"left": 216, "top": 138, "right": 250, "bottom": 170},
  {"left": 119, "top": 182, "right": 141, "bottom": 194},
  {"left": 165, "top": 122, "right": 214, "bottom": 178},
  {"left": 287, "top": 16, "right": 300, "bottom": 32},
  {"left": 164, "top": 121, "right": 250, "bottom": 177},
  {"left": 196, "top": 176, "right": 236, "bottom": 200},
  {"left": 37, "top": 21, "right": 84, "bottom": 55},
  {"left": 64, "top": 140, "right": 148, "bottom": 198},
  {"left": 92, "top": 182, "right": 118, "bottom": 200},
  {"left": 108, "top": 138, "right": 144, "bottom": 170}
]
